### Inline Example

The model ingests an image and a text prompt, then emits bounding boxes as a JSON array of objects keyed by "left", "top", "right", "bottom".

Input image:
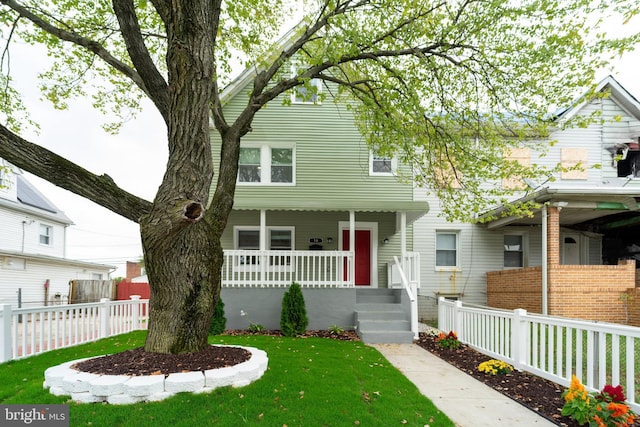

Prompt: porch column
[
  {"left": 259, "top": 210, "right": 267, "bottom": 250},
  {"left": 400, "top": 211, "right": 407, "bottom": 270},
  {"left": 349, "top": 210, "right": 355, "bottom": 285},
  {"left": 547, "top": 206, "right": 561, "bottom": 267},
  {"left": 545, "top": 205, "right": 561, "bottom": 315},
  {"left": 260, "top": 210, "right": 267, "bottom": 285}
]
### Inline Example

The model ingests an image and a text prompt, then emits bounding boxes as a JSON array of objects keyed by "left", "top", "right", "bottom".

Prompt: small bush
[
  {"left": 328, "top": 324, "right": 345, "bottom": 335},
  {"left": 209, "top": 298, "right": 226, "bottom": 335},
  {"left": 280, "top": 282, "right": 308, "bottom": 337},
  {"left": 435, "top": 330, "right": 460, "bottom": 350}
]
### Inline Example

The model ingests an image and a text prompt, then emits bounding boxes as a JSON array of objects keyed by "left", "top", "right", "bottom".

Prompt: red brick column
[{"left": 547, "top": 206, "right": 560, "bottom": 267}]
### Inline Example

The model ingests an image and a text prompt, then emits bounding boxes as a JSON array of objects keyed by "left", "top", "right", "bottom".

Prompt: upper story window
[
  {"left": 238, "top": 145, "right": 295, "bottom": 185},
  {"left": 616, "top": 142, "right": 640, "bottom": 178},
  {"left": 291, "top": 65, "right": 322, "bottom": 104},
  {"left": 561, "top": 148, "right": 588, "bottom": 180},
  {"left": 370, "top": 153, "right": 396, "bottom": 176},
  {"left": 435, "top": 231, "right": 459, "bottom": 269},
  {"left": 39, "top": 224, "right": 52, "bottom": 246},
  {"left": 92, "top": 273, "right": 104, "bottom": 280},
  {"left": 504, "top": 234, "right": 525, "bottom": 268}
]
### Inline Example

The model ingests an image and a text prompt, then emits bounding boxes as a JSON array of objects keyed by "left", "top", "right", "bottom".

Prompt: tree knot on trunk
[{"left": 183, "top": 201, "right": 204, "bottom": 221}]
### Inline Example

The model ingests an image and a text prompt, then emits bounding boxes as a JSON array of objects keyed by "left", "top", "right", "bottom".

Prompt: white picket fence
[
  {"left": 0, "top": 296, "right": 149, "bottom": 363},
  {"left": 438, "top": 297, "right": 640, "bottom": 412}
]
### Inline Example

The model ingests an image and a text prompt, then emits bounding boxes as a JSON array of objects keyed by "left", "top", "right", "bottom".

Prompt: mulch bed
[{"left": 416, "top": 333, "right": 640, "bottom": 427}]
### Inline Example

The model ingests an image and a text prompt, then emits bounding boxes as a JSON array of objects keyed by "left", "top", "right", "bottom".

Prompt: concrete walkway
[{"left": 373, "top": 343, "right": 557, "bottom": 427}]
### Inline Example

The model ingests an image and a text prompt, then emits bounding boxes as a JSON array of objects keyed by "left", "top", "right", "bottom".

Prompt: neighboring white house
[
  {"left": 0, "top": 159, "right": 114, "bottom": 308},
  {"left": 413, "top": 75, "right": 640, "bottom": 321}
]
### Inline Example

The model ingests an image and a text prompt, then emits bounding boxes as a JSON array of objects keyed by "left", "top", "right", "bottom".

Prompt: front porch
[
  {"left": 220, "top": 250, "right": 421, "bottom": 342},
  {"left": 484, "top": 188, "right": 640, "bottom": 324}
]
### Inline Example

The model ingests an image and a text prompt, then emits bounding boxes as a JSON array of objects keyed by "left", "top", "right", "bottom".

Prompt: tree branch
[
  {"left": 0, "top": 0, "right": 153, "bottom": 103},
  {"left": 112, "top": 0, "right": 170, "bottom": 123},
  {"left": 0, "top": 124, "right": 152, "bottom": 222}
]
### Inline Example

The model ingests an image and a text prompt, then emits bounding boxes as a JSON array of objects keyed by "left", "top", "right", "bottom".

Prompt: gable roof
[
  {"left": 556, "top": 75, "right": 640, "bottom": 123},
  {"left": 218, "top": 24, "right": 308, "bottom": 105},
  {"left": 0, "top": 168, "right": 73, "bottom": 225}
]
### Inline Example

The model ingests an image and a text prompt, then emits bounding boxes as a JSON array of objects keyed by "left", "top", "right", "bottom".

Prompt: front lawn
[{"left": 0, "top": 331, "right": 453, "bottom": 426}]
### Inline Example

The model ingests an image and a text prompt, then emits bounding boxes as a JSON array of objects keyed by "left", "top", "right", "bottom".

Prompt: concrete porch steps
[{"left": 355, "top": 289, "right": 414, "bottom": 344}]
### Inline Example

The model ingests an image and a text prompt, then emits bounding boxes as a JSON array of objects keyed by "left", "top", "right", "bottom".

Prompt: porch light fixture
[
  {"left": 326, "top": 237, "right": 333, "bottom": 243},
  {"left": 383, "top": 238, "right": 389, "bottom": 244}
]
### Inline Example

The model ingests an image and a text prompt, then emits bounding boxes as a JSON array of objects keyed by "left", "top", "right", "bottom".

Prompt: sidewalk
[{"left": 373, "top": 343, "right": 557, "bottom": 427}]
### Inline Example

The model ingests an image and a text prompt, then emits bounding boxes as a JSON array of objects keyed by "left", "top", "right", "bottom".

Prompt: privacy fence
[
  {"left": 438, "top": 297, "right": 640, "bottom": 413},
  {"left": 0, "top": 296, "right": 149, "bottom": 363}
]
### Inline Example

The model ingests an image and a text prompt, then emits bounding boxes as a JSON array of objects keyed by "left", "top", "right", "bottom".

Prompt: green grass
[{"left": 0, "top": 331, "right": 453, "bottom": 427}]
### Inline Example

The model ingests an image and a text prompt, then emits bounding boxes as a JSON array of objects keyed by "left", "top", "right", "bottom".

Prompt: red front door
[{"left": 342, "top": 229, "right": 371, "bottom": 286}]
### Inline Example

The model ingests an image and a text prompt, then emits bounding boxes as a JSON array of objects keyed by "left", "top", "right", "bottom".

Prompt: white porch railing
[
  {"left": 0, "top": 296, "right": 149, "bottom": 363},
  {"left": 438, "top": 298, "right": 640, "bottom": 412},
  {"left": 393, "top": 252, "right": 420, "bottom": 338},
  {"left": 222, "top": 250, "right": 354, "bottom": 287}
]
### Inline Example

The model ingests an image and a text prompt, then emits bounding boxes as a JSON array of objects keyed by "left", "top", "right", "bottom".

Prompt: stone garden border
[{"left": 43, "top": 345, "right": 268, "bottom": 404}]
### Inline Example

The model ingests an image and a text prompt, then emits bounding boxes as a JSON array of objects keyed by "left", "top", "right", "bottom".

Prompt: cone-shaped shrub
[
  {"left": 209, "top": 298, "right": 226, "bottom": 335},
  {"left": 280, "top": 282, "right": 308, "bottom": 336}
]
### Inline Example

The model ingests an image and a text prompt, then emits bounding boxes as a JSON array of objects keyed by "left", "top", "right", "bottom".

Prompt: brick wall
[
  {"left": 126, "top": 261, "right": 142, "bottom": 281},
  {"left": 487, "top": 259, "right": 637, "bottom": 324},
  {"left": 547, "top": 260, "right": 635, "bottom": 323},
  {"left": 626, "top": 288, "right": 640, "bottom": 327},
  {"left": 487, "top": 267, "right": 543, "bottom": 313}
]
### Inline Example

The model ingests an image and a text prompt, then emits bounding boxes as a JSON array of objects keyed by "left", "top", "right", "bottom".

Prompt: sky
[{"left": 7, "top": 11, "right": 640, "bottom": 279}]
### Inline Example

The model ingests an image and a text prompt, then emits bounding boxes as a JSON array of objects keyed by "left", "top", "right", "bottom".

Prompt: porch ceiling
[
  {"left": 233, "top": 199, "right": 429, "bottom": 223},
  {"left": 483, "top": 187, "right": 640, "bottom": 229}
]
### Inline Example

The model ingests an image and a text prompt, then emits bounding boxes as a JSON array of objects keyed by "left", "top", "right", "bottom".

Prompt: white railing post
[
  {"left": 130, "top": 295, "right": 141, "bottom": 330},
  {"left": 1, "top": 304, "right": 11, "bottom": 363},
  {"left": 437, "top": 297, "right": 445, "bottom": 331},
  {"left": 453, "top": 300, "right": 463, "bottom": 338},
  {"left": 512, "top": 308, "right": 527, "bottom": 370},
  {"left": 99, "top": 298, "right": 110, "bottom": 338}
]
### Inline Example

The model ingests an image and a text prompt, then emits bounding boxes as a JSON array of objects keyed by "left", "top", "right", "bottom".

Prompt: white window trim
[
  {"left": 503, "top": 232, "right": 528, "bottom": 269},
  {"left": 237, "top": 144, "right": 296, "bottom": 186},
  {"left": 369, "top": 152, "right": 397, "bottom": 176},
  {"left": 233, "top": 226, "right": 296, "bottom": 272},
  {"left": 291, "top": 64, "right": 322, "bottom": 105},
  {"left": 39, "top": 223, "right": 53, "bottom": 247},
  {"left": 435, "top": 230, "right": 461, "bottom": 271}
]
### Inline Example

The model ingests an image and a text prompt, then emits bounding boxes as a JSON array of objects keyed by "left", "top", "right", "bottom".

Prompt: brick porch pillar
[{"left": 547, "top": 206, "right": 560, "bottom": 267}]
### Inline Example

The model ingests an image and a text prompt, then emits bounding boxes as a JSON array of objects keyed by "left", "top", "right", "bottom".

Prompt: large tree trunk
[
  {"left": 142, "top": 219, "right": 222, "bottom": 353},
  {"left": 139, "top": 1, "right": 220, "bottom": 354}
]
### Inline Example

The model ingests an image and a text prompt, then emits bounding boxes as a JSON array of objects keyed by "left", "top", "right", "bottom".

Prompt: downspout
[{"left": 542, "top": 205, "right": 548, "bottom": 315}]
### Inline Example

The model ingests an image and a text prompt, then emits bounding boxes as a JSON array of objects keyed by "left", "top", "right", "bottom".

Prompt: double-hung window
[
  {"left": 504, "top": 234, "right": 525, "bottom": 268},
  {"left": 235, "top": 227, "right": 295, "bottom": 268},
  {"left": 435, "top": 231, "right": 459, "bottom": 269},
  {"left": 39, "top": 224, "right": 52, "bottom": 246},
  {"left": 370, "top": 152, "right": 396, "bottom": 175},
  {"left": 238, "top": 145, "right": 294, "bottom": 185},
  {"left": 291, "top": 65, "right": 322, "bottom": 104}
]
